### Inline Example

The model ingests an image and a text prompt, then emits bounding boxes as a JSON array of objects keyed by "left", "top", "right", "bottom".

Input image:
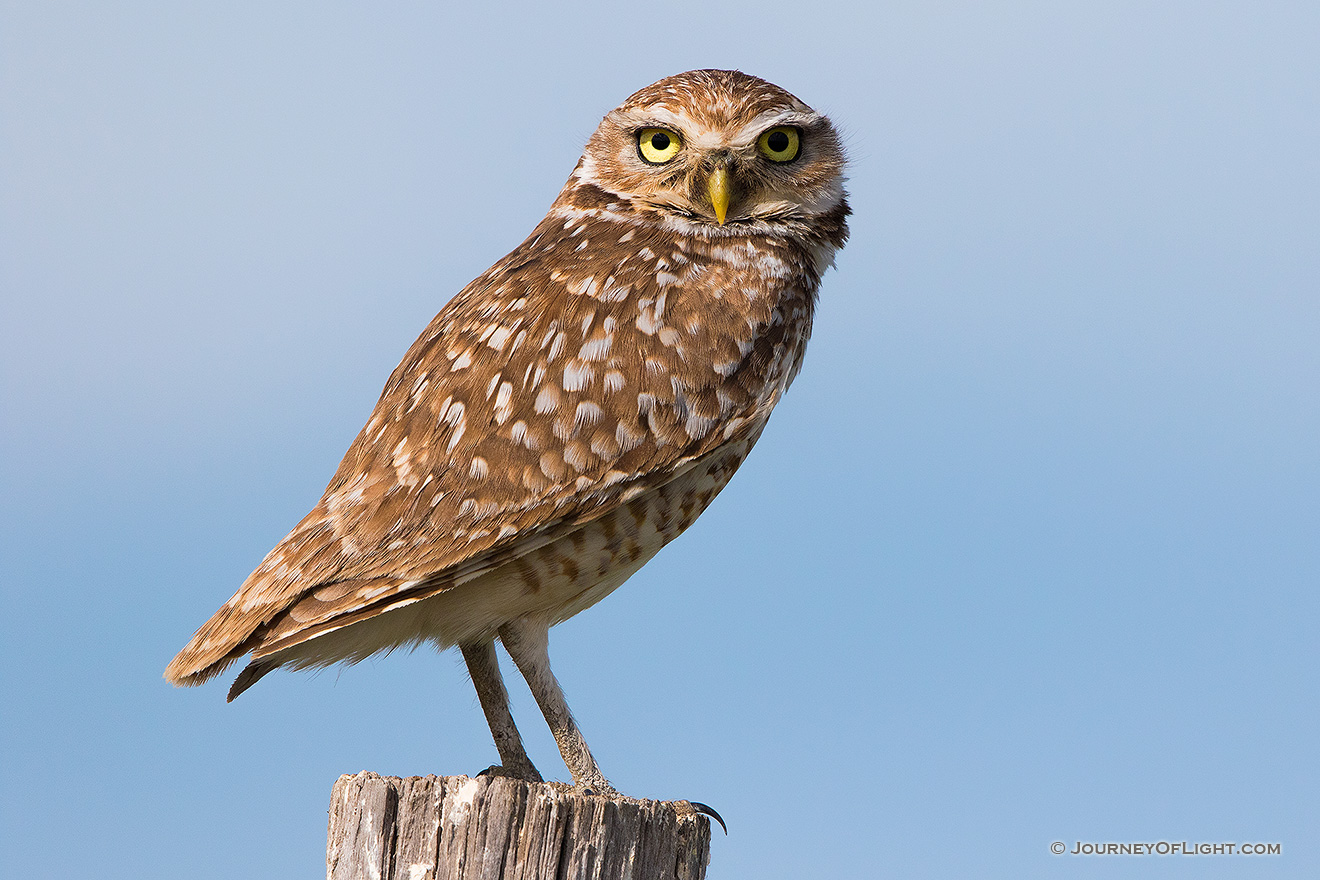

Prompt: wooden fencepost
[{"left": 327, "top": 772, "right": 712, "bottom": 880}]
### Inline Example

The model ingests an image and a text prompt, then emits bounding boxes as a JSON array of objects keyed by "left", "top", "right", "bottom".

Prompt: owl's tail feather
[
  {"left": 226, "top": 659, "right": 278, "bottom": 702},
  {"left": 163, "top": 601, "right": 268, "bottom": 690}
]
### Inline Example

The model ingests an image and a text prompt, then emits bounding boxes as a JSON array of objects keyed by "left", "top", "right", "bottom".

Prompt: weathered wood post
[{"left": 327, "top": 773, "right": 712, "bottom": 880}]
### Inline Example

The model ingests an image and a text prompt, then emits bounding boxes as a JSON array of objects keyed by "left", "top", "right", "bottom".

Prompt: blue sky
[{"left": 2, "top": 2, "right": 1317, "bottom": 878}]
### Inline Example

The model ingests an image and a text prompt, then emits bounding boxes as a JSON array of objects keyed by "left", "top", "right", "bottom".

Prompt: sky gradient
[{"left": 3, "top": 2, "right": 1317, "bottom": 877}]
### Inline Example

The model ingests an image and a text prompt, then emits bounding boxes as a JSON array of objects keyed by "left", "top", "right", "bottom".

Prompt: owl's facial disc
[{"left": 571, "top": 70, "right": 846, "bottom": 231}]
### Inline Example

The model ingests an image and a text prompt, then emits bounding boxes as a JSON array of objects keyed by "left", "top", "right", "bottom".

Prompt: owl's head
[{"left": 570, "top": 70, "right": 846, "bottom": 234}]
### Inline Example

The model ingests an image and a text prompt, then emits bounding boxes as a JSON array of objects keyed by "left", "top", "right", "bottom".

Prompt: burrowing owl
[{"left": 166, "top": 69, "right": 849, "bottom": 793}]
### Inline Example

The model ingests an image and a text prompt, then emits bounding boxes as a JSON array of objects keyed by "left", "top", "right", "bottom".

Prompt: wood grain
[{"left": 327, "top": 773, "right": 711, "bottom": 880}]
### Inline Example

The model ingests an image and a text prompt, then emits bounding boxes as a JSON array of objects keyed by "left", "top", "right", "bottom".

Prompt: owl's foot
[
  {"left": 568, "top": 770, "right": 618, "bottom": 798},
  {"left": 477, "top": 762, "right": 544, "bottom": 784}
]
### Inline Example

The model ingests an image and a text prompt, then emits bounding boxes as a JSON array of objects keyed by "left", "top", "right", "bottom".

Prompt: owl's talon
[
  {"left": 573, "top": 779, "right": 620, "bottom": 798},
  {"left": 687, "top": 800, "right": 727, "bottom": 834},
  {"left": 477, "top": 763, "right": 544, "bottom": 783}
]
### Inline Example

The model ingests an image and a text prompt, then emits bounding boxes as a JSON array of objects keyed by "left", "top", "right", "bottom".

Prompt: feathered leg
[
  {"left": 460, "top": 639, "right": 542, "bottom": 782},
  {"left": 498, "top": 618, "right": 615, "bottom": 795}
]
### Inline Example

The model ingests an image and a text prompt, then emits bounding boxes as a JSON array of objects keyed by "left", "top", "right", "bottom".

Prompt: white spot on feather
[
  {"left": 590, "top": 433, "right": 618, "bottom": 458},
  {"left": 578, "top": 336, "right": 612, "bottom": 361},
  {"left": 616, "top": 421, "right": 645, "bottom": 453},
  {"left": 563, "top": 442, "right": 592, "bottom": 472},
  {"left": 562, "top": 360, "right": 594, "bottom": 391},
  {"left": 599, "top": 278, "right": 630, "bottom": 303},
  {"left": 685, "top": 413, "right": 715, "bottom": 439},
  {"left": 510, "top": 419, "right": 538, "bottom": 450},
  {"left": 548, "top": 332, "right": 567, "bottom": 361},
  {"left": 391, "top": 437, "right": 418, "bottom": 487},
  {"left": 494, "top": 381, "right": 513, "bottom": 424},
  {"left": 534, "top": 385, "right": 560, "bottom": 414},
  {"left": 574, "top": 401, "right": 603, "bottom": 429},
  {"left": 443, "top": 401, "right": 466, "bottom": 451}
]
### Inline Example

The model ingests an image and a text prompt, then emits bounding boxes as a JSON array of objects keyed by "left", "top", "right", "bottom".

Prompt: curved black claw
[
  {"left": 689, "top": 801, "right": 727, "bottom": 835},
  {"left": 573, "top": 781, "right": 620, "bottom": 798}
]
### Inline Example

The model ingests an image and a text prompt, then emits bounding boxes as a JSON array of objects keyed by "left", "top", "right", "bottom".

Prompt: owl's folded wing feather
[{"left": 165, "top": 214, "right": 807, "bottom": 689}]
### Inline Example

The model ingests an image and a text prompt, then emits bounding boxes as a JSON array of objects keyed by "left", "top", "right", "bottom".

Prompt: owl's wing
[{"left": 165, "top": 215, "right": 809, "bottom": 688}]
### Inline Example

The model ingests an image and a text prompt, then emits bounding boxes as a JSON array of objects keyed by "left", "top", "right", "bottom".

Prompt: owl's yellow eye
[
  {"left": 757, "top": 126, "right": 801, "bottom": 163},
  {"left": 637, "top": 128, "right": 683, "bottom": 164}
]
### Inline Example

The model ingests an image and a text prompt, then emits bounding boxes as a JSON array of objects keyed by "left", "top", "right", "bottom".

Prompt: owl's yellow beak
[{"left": 707, "top": 166, "right": 731, "bottom": 225}]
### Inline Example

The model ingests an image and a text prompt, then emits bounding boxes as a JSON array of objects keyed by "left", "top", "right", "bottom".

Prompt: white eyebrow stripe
[
  {"left": 624, "top": 107, "right": 729, "bottom": 150},
  {"left": 623, "top": 107, "right": 693, "bottom": 131},
  {"left": 732, "top": 110, "right": 823, "bottom": 144},
  {"left": 616, "top": 107, "right": 823, "bottom": 151}
]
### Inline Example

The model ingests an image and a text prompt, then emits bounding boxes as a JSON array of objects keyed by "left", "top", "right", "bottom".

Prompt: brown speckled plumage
[{"left": 167, "top": 69, "right": 848, "bottom": 791}]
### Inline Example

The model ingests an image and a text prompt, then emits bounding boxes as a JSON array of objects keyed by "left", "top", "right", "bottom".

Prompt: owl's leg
[
  {"left": 498, "top": 618, "right": 616, "bottom": 796},
  {"left": 460, "top": 640, "right": 543, "bottom": 783}
]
